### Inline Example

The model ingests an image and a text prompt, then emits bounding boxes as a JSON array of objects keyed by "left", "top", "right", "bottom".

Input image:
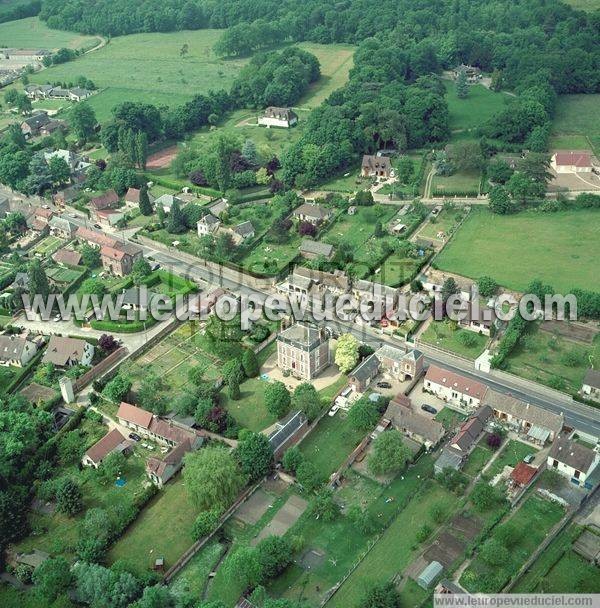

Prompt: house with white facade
[
  {"left": 581, "top": 369, "right": 600, "bottom": 403},
  {"left": 424, "top": 365, "right": 488, "bottom": 413},
  {"left": 0, "top": 335, "right": 38, "bottom": 367},
  {"left": 551, "top": 151, "right": 593, "bottom": 174},
  {"left": 258, "top": 107, "right": 298, "bottom": 128},
  {"left": 547, "top": 436, "right": 599, "bottom": 489},
  {"left": 197, "top": 214, "right": 221, "bottom": 236}
]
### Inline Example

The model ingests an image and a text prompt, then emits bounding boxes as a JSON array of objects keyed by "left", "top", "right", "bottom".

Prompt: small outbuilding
[{"left": 417, "top": 560, "right": 443, "bottom": 589}]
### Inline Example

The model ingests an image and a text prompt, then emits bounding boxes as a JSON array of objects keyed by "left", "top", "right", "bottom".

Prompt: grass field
[
  {"left": 463, "top": 443, "right": 495, "bottom": 477},
  {"left": 435, "top": 208, "right": 600, "bottom": 292},
  {"left": 296, "top": 42, "right": 354, "bottom": 108},
  {"left": 0, "top": 17, "right": 100, "bottom": 50},
  {"left": 300, "top": 413, "right": 365, "bottom": 480},
  {"left": 444, "top": 81, "right": 511, "bottom": 133},
  {"left": 171, "top": 538, "right": 224, "bottom": 599},
  {"left": 564, "top": 0, "right": 600, "bottom": 12},
  {"left": 551, "top": 94, "right": 600, "bottom": 156},
  {"left": 418, "top": 206, "right": 466, "bottom": 241},
  {"left": 29, "top": 235, "right": 64, "bottom": 256},
  {"left": 374, "top": 252, "right": 423, "bottom": 287},
  {"left": 420, "top": 321, "right": 488, "bottom": 359},
  {"left": 30, "top": 29, "right": 245, "bottom": 122},
  {"left": 460, "top": 495, "right": 565, "bottom": 593},
  {"left": 505, "top": 324, "right": 600, "bottom": 393},
  {"left": 108, "top": 477, "right": 198, "bottom": 575}
]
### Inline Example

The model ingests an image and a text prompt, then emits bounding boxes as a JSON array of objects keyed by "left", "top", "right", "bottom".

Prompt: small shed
[
  {"left": 417, "top": 560, "right": 443, "bottom": 589},
  {"left": 153, "top": 556, "right": 165, "bottom": 572}
]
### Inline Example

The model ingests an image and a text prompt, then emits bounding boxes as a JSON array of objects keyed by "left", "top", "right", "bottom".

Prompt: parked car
[
  {"left": 328, "top": 405, "right": 340, "bottom": 417},
  {"left": 377, "top": 381, "right": 392, "bottom": 389},
  {"left": 421, "top": 404, "right": 438, "bottom": 415},
  {"left": 128, "top": 433, "right": 141, "bottom": 442},
  {"left": 524, "top": 453, "right": 535, "bottom": 464},
  {"left": 93, "top": 223, "right": 102, "bottom": 229}
]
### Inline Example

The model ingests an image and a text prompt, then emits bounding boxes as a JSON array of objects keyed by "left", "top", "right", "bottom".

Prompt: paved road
[{"left": 56, "top": 212, "right": 600, "bottom": 436}]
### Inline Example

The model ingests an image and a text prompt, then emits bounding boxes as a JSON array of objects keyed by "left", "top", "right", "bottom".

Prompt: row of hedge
[{"left": 490, "top": 313, "right": 529, "bottom": 368}]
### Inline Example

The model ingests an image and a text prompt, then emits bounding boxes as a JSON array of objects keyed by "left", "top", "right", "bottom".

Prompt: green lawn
[
  {"left": 435, "top": 208, "right": 600, "bottom": 292},
  {"left": 418, "top": 206, "right": 466, "bottom": 240},
  {"left": 551, "top": 94, "right": 600, "bottom": 156},
  {"left": 505, "top": 324, "right": 600, "bottom": 393},
  {"left": 484, "top": 439, "right": 536, "bottom": 479},
  {"left": 374, "top": 252, "right": 422, "bottom": 287},
  {"left": 108, "top": 478, "right": 199, "bottom": 575},
  {"left": 30, "top": 235, "right": 64, "bottom": 256},
  {"left": 460, "top": 494, "right": 565, "bottom": 593},
  {"left": 420, "top": 321, "right": 488, "bottom": 360},
  {"left": 463, "top": 443, "right": 494, "bottom": 477},
  {"left": 564, "top": 0, "right": 600, "bottom": 10},
  {"left": 300, "top": 413, "right": 366, "bottom": 480},
  {"left": 432, "top": 169, "right": 481, "bottom": 196},
  {"left": 220, "top": 376, "right": 277, "bottom": 433},
  {"left": 323, "top": 206, "right": 396, "bottom": 250},
  {"left": 445, "top": 81, "right": 511, "bottom": 132},
  {"left": 0, "top": 17, "right": 100, "bottom": 50},
  {"left": 435, "top": 407, "right": 467, "bottom": 430}
]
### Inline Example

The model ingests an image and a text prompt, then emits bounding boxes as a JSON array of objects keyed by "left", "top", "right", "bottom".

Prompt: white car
[{"left": 328, "top": 405, "right": 340, "bottom": 417}]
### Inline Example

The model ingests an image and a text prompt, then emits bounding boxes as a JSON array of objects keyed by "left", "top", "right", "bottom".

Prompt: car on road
[
  {"left": 377, "top": 381, "right": 392, "bottom": 389},
  {"left": 150, "top": 262, "right": 161, "bottom": 271},
  {"left": 93, "top": 223, "right": 102, "bottom": 229},
  {"left": 421, "top": 404, "right": 438, "bottom": 415},
  {"left": 523, "top": 454, "right": 535, "bottom": 464},
  {"left": 128, "top": 433, "right": 141, "bottom": 442}
]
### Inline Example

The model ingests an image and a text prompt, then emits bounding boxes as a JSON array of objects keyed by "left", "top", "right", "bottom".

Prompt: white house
[
  {"left": 0, "top": 335, "right": 38, "bottom": 367},
  {"left": 258, "top": 107, "right": 298, "bottom": 128},
  {"left": 197, "top": 214, "right": 221, "bottom": 236},
  {"left": 581, "top": 369, "right": 600, "bottom": 403},
  {"left": 424, "top": 365, "right": 488, "bottom": 412},
  {"left": 547, "top": 436, "right": 599, "bottom": 489},
  {"left": 551, "top": 151, "right": 593, "bottom": 174}
]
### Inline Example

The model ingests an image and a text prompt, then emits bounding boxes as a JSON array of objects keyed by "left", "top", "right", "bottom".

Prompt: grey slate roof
[
  {"left": 235, "top": 221, "right": 255, "bottom": 237},
  {"left": 0, "top": 336, "right": 32, "bottom": 362},
  {"left": 299, "top": 239, "right": 334, "bottom": 257},
  {"left": 549, "top": 436, "right": 596, "bottom": 473},
  {"left": 350, "top": 353, "right": 380, "bottom": 382},
  {"left": 278, "top": 323, "right": 325, "bottom": 350},
  {"left": 268, "top": 410, "right": 306, "bottom": 453}
]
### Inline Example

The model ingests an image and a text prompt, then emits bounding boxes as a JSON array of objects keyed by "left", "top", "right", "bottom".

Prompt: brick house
[
  {"left": 277, "top": 322, "right": 330, "bottom": 380},
  {"left": 100, "top": 241, "right": 143, "bottom": 276}
]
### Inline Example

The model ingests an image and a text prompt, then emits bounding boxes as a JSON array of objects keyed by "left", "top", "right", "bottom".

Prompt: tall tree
[
  {"left": 334, "top": 333, "right": 359, "bottom": 373},
  {"left": 70, "top": 102, "right": 97, "bottom": 142},
  {"left": 138, "top": 184, "right": 153, "bottom": 216},
  {"left": 455, "top": 67, "right": 469, "bottom": 99},
  {"left": 28, "top": 259, "right": 50, "bottom": 299}
]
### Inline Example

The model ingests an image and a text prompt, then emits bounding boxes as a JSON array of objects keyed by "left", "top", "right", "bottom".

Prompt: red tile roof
[
  {"left": 52, "top": 248, "right": 82, "bottom": 266},
  {"left": 35, "top": 207, "right": 53, "bottom": 219},
  {"left": 510, "top": 462, "right": 537, "bottom": 486},
  {"left": 76, "top": 226, "right": 118, "bottom": 248},
  {"left": 125, "top": 188, "right": 140, "bottom": 203},
  {"left": 85, "top": 429, "right": 130, "bottom": 464},
  {"left": 117, "top": 401, "right": 153, "bottom": 429},
  {"left": 554, "top": 151, "right": 591, "bottom": 168},
  {"left": 90, "top": 190, "right": 119, "bottom": 210},
  {"left": 425, "top": 365, "right": 488, "bottom": 400},
  {"left": 101, "top": 245, "right": 127, "bottom": 261}
]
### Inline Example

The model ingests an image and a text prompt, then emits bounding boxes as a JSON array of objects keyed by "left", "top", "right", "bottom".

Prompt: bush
[{"left": 192, "top": 508, "right": 221, "bottom": 541}]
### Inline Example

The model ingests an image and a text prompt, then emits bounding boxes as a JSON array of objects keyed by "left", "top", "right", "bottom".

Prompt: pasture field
[
  {"left": 444, "top": 80, "right": 511, "bottom": 133},
  {"left": 30, "top": 29, "right": 246, "bottom": 122},
  {"left": 551, "top": 94, "right": 600, "bottom": 156},
  {"left": 435, "top": 208, "right": 600, "bottom": 292},
  {"left": 0, "top": 17, "right": 100, "bottom": 50}
]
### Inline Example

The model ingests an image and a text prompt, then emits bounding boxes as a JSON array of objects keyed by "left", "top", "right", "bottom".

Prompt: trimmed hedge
[{"left": 90, "top": 317, "right": 158, "bottom": 333}]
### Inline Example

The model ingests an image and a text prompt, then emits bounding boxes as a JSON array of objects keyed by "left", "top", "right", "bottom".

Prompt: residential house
[
  {"left": 34, "top": 206, "right": 54, "bottom": 223},
  {"left": 233, "top": 221, "right": 255, "bottom": 244},
  {"left": 277, "top": 322, "right": 330, "bottom": 380},
  {"left": 124, "top": 187, "right": 154, "bottom": 209},
  {"left": 483, "top": 389, "right": 563, "bottom": 445},
  {"left": 547, "top": 436, "right": 599, "bottom": 489},
  {"left": 40, "top": 120, "right": 67, "bottom": 137},
  {"left": 0, "top": 335, "right": 38, "bottom": 367},
  {"left": 424, "top": 365, "right": 488, "bottom": 412},
  {"left": 116, "top": 402, "right": 153, "bottom": 434},
  {"left": 101, "top": 241, "right": 144, "bottom": 277},
  {"left": 43, "top": 149, "right": 77, "bottom": 169},
  {"left": 384, "top": 395, "right": 445, "bottom": 449},
  {"left": 434, "top": 405, "right": 493, "bottom": 473},
  {"left": 421, "top": 270, "right": 474, "bottom": 301},
  {"left": 49, "top": 215, "right": 77, "bottom": 239},
  {"left": 458, "top": 300, "right": 496, "bottom": 336},
  {"left": 268, "top": 410, "right": 308, "bottom": 460},
  {"left": 52, "top": 248, "right": 82, "bottom": 267},
  {"left": 196, "top": 213, "right": 221, "bottom": 236},
  {"left": 581, "top": 369, "right": 600, "bottom": 403},
  {"left": 24, "top": 84, "right": 54, "bottom": 99},
  {"left": 119, "top": 286, "right": 164, "bottom": 312},
  {"left": 53, "top": 187, "right": 79, "bottom": 207},
  {"left": 146, "top": 439, "right": 196, "bottom": 488},
  {"left": 292, "top": 203, "right": 333, "bottom": 225},
  {"left": 90, "top": 190, "right": 119, "bottom": 213},
  {"left": 361, "top": 155, "right": 392, "bottom": 179},
  {"left": 509, "top": 462, "right": 538, "bottom": 493},
  {"left": 75, "top": 226, "right": 118, "bottom": 248},
  {"left": 82, "top": 429, "right": 132, "bottom": 468},
  {"left": 299, "top": 239, "right": 335, "bottom": 261},
  {"left": 48, "top": 87, "right": 70, "bottom": 100},
  {"left": 155, "top": 194, "right": 184, "bottom": 213},
  {"left": 348, "top": 353, "right": 381, "bottom": 392},
  {"left": 278, "top": 267, "right": 349, "bottom": 304},
  {"left": 94, "top": 208, "right": 125, "bottom": 227},
  {"left": 376, "top": 345, "right": 424, "bottom": 381},
  {"left": 207, "top": 198, "right": 230, "bottom": 218},
  {"left": 20, "top": 112, "right": 51, "bottom": 138},
  {"left": 69, "top": 87, "right": 92, "bottom": 102},
  {"left": 258, "top": 107, "right": 298, "bottom": 128},
  {"left": 551, "top": 151, "right": 593, "bottom": 174},
  {"left": 42, "top": 335, "right": 94, "bottom": 367}
]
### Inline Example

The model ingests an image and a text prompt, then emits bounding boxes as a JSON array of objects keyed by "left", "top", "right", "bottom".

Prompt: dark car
[
  {"left": 128, "top": 432, "right": 141, "bottom": 442},
  {"left": 377, "top": 381, "right": 392, "bottom": 389},
  {"left": 421, "top": 404, "right": 438, "bottom": 415},
  {"left": 93, "top": 223, "right": 102, "bottom": 229}
]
